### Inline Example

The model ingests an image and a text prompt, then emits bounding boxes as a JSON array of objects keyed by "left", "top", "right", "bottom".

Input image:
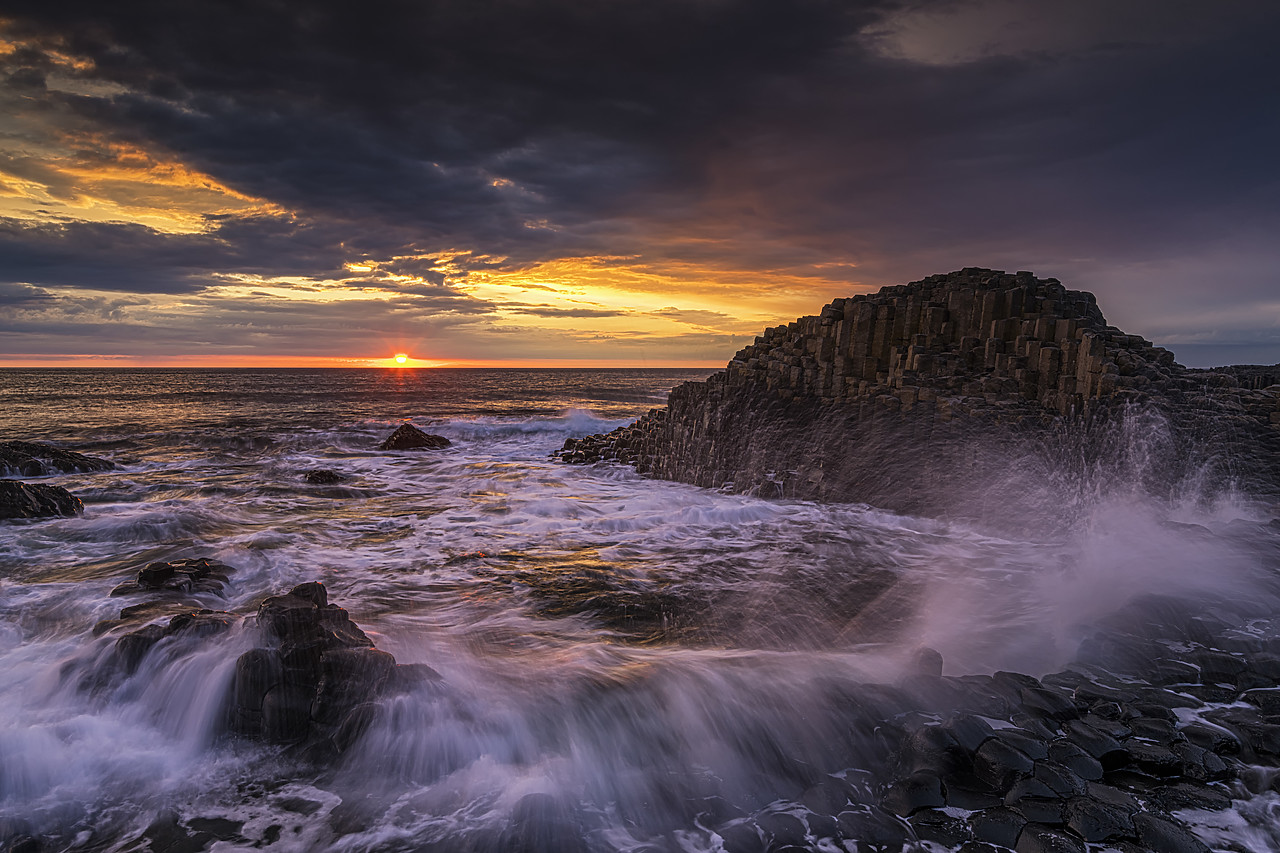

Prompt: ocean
[{"left": 1, "top": 368, "right": 1278, "bottom": 852}]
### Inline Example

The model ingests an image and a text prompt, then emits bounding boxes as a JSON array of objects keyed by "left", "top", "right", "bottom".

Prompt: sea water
[{"left": 0, "top": 368, "right": 1277, "bottom": 851}]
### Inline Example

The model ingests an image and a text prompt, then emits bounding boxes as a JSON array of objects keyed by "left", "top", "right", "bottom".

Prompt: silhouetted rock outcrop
[
  {"left": 0, "top": 440, "right": 113, "bottom": 477},
  {"left": 0, "top": 480, "right": 83, "bottom": 519},
  {"left": 559, "top": 269, "right": 1280, "bottom": 514},
  {"left": 378, "top": 423, "right": 451, "bottom": 450}
]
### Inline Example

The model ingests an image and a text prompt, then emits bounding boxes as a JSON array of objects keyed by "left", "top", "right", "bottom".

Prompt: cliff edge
[{"left": 560, "top": 269, "right": 1280, "bottom": 516}]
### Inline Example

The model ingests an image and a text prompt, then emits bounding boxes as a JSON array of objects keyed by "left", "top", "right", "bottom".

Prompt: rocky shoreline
[
  {"left": 19, "top": 538, "right": 1277, "bottom": 853},
  {"left": 558, "top": 269, "right": 1280, "bottom": 513}
]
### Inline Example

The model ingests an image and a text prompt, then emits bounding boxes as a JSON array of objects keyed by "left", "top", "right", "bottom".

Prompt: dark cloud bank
[{"left": 1, "top": 0, "right": 1278, "bottom": 363}]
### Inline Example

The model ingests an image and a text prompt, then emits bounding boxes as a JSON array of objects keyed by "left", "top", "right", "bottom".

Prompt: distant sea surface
[{"left": 1, "top": 368, "right": 1277, "bottom": 851}]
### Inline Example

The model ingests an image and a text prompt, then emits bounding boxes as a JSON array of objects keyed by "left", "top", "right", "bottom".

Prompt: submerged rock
[
  {"left": 0, "top": 440, "right": 114, "bottom": 477},
  {"left": 0, "top": 479, "right": 83, "bottom": 519},
  {"left": 110, "top": 558, "right": 234, "bottom": 597},
  {"left": 303, "top": 468, "right": 346, "bottom": 484},
  {"left": 378, "top": 423, "right": 450, "bottom": 450}
]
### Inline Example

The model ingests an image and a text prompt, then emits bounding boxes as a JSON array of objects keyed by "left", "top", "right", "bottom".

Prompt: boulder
[
  {"left": 0, "top": 440, "right": 113, "bottom": 477},
  {"left": 0, "top": 480, "right": 83, "bottom": 519},
  {"left": 378, "top": 423, "right": 450, "bottom": 450},
  {"left": 230, "top": 582, "right": 405, "bottom": 748},
  {"left": 304, "top": 469, "right": 346, "bottom": 484}
]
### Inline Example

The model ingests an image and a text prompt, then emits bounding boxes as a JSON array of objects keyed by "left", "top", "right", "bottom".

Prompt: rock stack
[{"left": 559, "top": 269, "right": 1280, "bottom": 511}]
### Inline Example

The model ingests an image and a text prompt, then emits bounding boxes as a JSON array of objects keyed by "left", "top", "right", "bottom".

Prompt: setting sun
[{"left": 394, "top": 353, "right": 408, "bottom": 364}]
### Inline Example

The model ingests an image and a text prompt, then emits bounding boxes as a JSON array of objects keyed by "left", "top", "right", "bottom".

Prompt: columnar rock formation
[{"left": 560, "top": 269, "right": 1280, "bottom": 512}]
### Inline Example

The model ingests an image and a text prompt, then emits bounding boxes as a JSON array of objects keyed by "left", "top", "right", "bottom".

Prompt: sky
[{"left": 0, "top": 0, "right": 1277, "bottom": 368}]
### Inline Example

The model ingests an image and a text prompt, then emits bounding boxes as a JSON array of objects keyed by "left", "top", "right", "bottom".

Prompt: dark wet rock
[
  {"left": 1180, "top": 721, "right": 1241, "bottom": 755},
  {"left": 1148, "top": 781, "right": 1232, "bottom": 812},
  {"left": 944, "top": 779, "right": 1003, "bottom": 810},
  {"left": 1061, "top": 720, "right": 1128, "bottom": 768},
  {"left": 800, "top": 776, "right": 861, "bottom": 815},
  {"left": 185, "top": 817, "right": 243, "bottom": 840},
  {"left": 1005, "top": 777, "right": 1066, "bottom": 825},
  {"left": 881, "top": 771, "right": 944, "bottom": 816},
  {"left": 378, "top": 423, "right": 451, "bottom": 450},
  {"left": 1063, "top": 796, "right": 1134, "bottom": 843},
  {"left": 1127, "top": 741, "right": 1183, "bottom": 776},
  {"left": 1172, "top": 742, "right": 1232, "bottom": 782},
  {"left": 1203, "top": 707, "right": 1280, "bottom": 759},
  {"left": 139, "top": 808, "right": 218, "bottom": 853},
  {"left": 1047, "top": 739, "right": 1104, "bottom": 781},
  {"left": 992, "top": 728, "right": 1050, "bottom": 761},
  {"left": 1010, "top": 713, "right": 1060, "bottom": 741},
  {"left": 0, "top": 818, "right": 39, "bottom": 853},
  {"left": 110, "top": 558, "right": 234, "bottom": 597},
  {"left": 1032, "top": 762, "right": 1086, "bottom": 797},
  {"left": 1084, "top": 782, "right": 1140, "bottom": 813},
  {"left": 912, "top": 646, "right": 944, "bottom": 677},
  {"left": 1191, "top": 650, "right": 1249, "bottom": 684},
  {"left": 969, "top": 806, "right": 1026, "bottom": 848},
  {"left": 1242, "top": 687, "right": 1280, "bottom": 716},
  {"left": 113, "top": 609, "right": 236, "bottom": 675},
  {"left": 1020, "top": 687, "right": 1080, "bottom": 723},
  {"left": 328, "top": 796, "right": 387, "bottom": 838},
  {"left": 974, "top": 736, "right": 1035, "bottom": 788},
  {"left": 718, "top": 821, "right": 764, "bottom": 853},
  {"left": 1237, "top": 765, "right": 1280, "bottom": 795},
  {"left": 1080, "top": 713, "right": 1132, "bottom": 740},
  {"left": 1105, "top": 768, "right": 1167, "bottom": 798},
  {"left": 217, "top": 583, "right": 403, "bottom": 751},
  {"left": 1127, "top": 716, "right": 1179, "bottom": 742},
  {"left": 756, "top": 811, "right": 807, "bottom": 847},
  {"left": 0, "top": 440, "right": 113, "bottom": 477},
  {"left": 941, "top": 713, "right": 996, "bottom": 753},
  {"left": 303, "top": 468, "right": 346, "bottom": 485},
  {"left": 0, "top": 480, "right": 82, "bottom": 519},
  {"left": 501, "top": 794, "right": 590, "bottom": 853},
  {"left": 835, "top": 808, "right": 911, "bottom": 851},
  {"left": 909, "top": 808, "right": 971, "bottom": 846},
  {"left": 1131, "top": 814, "right": 1211, "bottom": 853},
  {"left": 960, "top": 843, "right": 1010, "bottom": 853},
  {"left": 1015, "top": 823, "right": 1085, "bottom": 853},
  {"left": 1089, "top": 701, "right": 1124, "bottom": 720},
  {"left": 897, "top": 724, "right": 969, "bottom": 777}
]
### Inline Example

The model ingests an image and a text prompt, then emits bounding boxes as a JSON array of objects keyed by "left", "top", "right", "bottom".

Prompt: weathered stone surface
[
  {"left": 0, "top": 480, "right": 83, "bottom": 519},
  {"left": 378, "top": 423, "right": 451, "bottom": 450},
  {"left": 304, "top": 468, "right": 346, "bottom": 484},
  {"left": 0, "top": 440, "right": 113, "bottom": 477},
  {"left": 556, "top": 268, "right": 1280, "bottom": 513}
]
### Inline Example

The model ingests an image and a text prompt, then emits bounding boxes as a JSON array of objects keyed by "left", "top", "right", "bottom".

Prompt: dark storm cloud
[
  {"left": 0, "top": 216, "right": 347, "bottom": 292},
  {"left": 1, "top": 0, "right": 877, "bottom": 268},
  {"left": 1, "top": 0, "right": 1278, "bottom": 361}
]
